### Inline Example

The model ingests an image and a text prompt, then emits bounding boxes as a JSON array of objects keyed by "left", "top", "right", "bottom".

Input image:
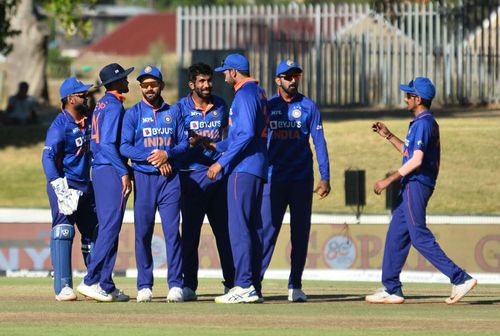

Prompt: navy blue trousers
[
  {"left": 382, "top": 180, "right": 468, "bottom": 294},
  {"left": 227, "top": 172, "right": 264, "bottom": 293},
  {"left": 134, "top": 171, "right": 183, "bottom": 290},
  {"left": 260, "top": 178, "right": 313, "bottom": 289},
  {"left": 84, "top": 165, "right": 127, "bottom": 293},
  {"left": 180, "top": 169, "right": 234, "bottom": 291}
]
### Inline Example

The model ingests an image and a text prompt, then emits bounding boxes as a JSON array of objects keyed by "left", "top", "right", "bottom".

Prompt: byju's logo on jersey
[
  {"left": 75, "top": 137, "right": 83, "bottom": 147},
  {"left": 143, "top": 128, "right": 152, "bottom": 137},
  {"left": 142, "top": 117, "right": 154, "bottom": 123},
  {"left": 269, "top": 120, "right": 301, "bottom": 130},
  {"left": 190, "top": 121, "right": 199, "bottom": 130}
]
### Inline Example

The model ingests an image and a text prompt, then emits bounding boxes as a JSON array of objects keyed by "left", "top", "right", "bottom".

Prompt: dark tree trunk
[{"left": 6, "top": 0, "right": 48, "bottom": 102}]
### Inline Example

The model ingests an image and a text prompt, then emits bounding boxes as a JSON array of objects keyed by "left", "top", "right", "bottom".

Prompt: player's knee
[{"left": 51, "top": 224, "right": 75, "bottom": 240}]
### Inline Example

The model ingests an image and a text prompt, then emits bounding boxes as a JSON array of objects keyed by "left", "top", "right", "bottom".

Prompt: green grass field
[
  {"left": 0, "top": 278, "right": 498, "bottom": 335},
  {"left": 1, "top": 108, "right": 499, "bottom": 214}
]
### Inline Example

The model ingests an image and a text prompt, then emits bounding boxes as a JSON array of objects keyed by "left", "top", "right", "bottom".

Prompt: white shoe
[
  {"left": 215, "top": 285, "right": 261, "bottom": 304},
  {"left": 77, "top": 281, "right": 112, "bottom": 302},
  {"left": 288, "top": 288, "right": 307, "bottom": 302},
  {"left": 110, "top": 288, "right": 130, "bottom": 302},
  {"left": 55, "top": 286, "right": 77, "bottom": 301},
  {"left": 445, "top": 278, "right": 477, "bottom": 304},
  {"left": 182, "top": 287, "right": 197, "bottom": 301},
  {"left": 365, "top": 288, "right": 404, "bottom": 304},
  {"left": 137, "top": 288, "right": 153, "bottom": 303},
  {"left": 167, "top": 287, "right": 184, "bottom": 302}
]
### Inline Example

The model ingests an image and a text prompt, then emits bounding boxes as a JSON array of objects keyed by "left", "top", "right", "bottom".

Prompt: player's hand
[
  {"left": 373, "top": 178, "right": 391, "bottom": 195},
  {"left": 122, "top": 174, "right": 132, "bottom": 198},
  {"left": 314, "top": 180, "right": 331, "bottom": 199},
  {"left": 207, "top": 162, "right": 222, "bottom": 181},
  {"left": 158, "top": 162, "right": 173, "bottom": 176},
  {"left": 147, "top": 149, "right": 168, "bottom": 168},
  {"left": 189, "top": 132, "right": 201, "bottom": 148},
  {"left": 372, "top": 121, "right": 392, "bottom": 139},
  {"left": 200, "top": 138, "right": 216, "bottom": 151}
]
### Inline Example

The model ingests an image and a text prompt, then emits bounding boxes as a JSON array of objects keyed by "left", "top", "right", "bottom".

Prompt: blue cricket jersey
[
  {"left": 120, "top": 99, "right": 189, "bottom": 174},
  {"left": 42, "top": 110, "right": 92, "bottom": 191},
  {"left": 402, "top": 110, "right": 440, "bottom": 187},
  {"left": 216, "top": 79, "right": 268, "bottom": 180},
  {"left": 266, "top": 92, "right": 330, "bottom": 183},
  {"left": 176, "top": 94, "right": 228, "bottom": 171},
  {"left": 90, "top": 92, "right": 129, "bottom": 177}
]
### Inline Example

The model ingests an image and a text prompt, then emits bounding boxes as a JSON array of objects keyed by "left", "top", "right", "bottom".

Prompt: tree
[{"left": 2, "top": 0, "right": 94, "bottom": 101}]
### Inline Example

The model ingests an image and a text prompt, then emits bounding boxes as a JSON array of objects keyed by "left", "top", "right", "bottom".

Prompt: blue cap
[
  {"left": 59, "top": 77, "right": 93, "bottom": 100},
  {"left": 400, "top": 77, "right": 436, "bottom": 100},
  {"left": 214, "top": 54, "right": 249, "bottom": 72},
  {"left": 97, "top": 63, "right": 134, "bottom": 87},
  {"left": 275, "top": 59, "right": 302, "bottom": 77},
  {"left": 137, "top": 65, "right": 163, "bottom": 82}
]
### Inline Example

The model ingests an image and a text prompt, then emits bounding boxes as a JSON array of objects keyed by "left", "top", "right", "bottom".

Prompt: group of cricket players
[{"left": 42, "top": 53, "right": 476, "bottom": 305}]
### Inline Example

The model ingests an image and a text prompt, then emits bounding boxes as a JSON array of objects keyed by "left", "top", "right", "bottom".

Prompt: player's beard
[
  {"left": 143, "top": 90, "right": 161, "bottom": 105},
  {"left": 194, "top": 86, "right": 211, "bottom": 100},
  {"left": 281, "top": 83, "right": 298, "bottom": 97},
  {"left": 74, "top": 101, "right": 86, "bottom": 114}
]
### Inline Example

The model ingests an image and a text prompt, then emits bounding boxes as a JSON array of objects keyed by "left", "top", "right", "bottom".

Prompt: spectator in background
[{"left": 5, "top": 82, "right": 38, "bottom": 125}]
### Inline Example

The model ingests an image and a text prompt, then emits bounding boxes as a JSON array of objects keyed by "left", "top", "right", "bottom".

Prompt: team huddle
[{"left": 42, "top": 53, "right": 476, "bottom": 305}]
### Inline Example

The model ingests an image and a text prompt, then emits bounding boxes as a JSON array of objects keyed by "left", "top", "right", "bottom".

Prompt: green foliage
[
  {"left": 42, "top": 0, "right": 97, "bottom": 38},
  {"left": 0, "top": 0, "right": 20, "bottom": 55},
  {"left": 0, "top": 0, "right": 98, "bottom": 55}
]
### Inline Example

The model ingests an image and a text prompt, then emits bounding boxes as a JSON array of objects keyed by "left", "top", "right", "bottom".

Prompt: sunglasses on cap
[
  {"left": 139, "top": 81, "right": 160, "bottom": 89},
  {"left": 279, "top": 74, "right": 302, "bottom": 81}
]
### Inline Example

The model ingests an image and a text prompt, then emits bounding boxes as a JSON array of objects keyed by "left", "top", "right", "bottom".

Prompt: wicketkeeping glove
[{"left": 50, "top": 177, "right": 83, "bottom": 215}]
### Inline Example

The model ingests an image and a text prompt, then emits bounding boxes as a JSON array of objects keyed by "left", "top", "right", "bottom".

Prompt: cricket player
[
  {"left": 77, "top": 63, "right": 133, "bottom": 302},
  {"left": 176, "top": 63, "right": 234, "bottom": 301},
  {"left": 42, "top": 77, "right": 97, "bottom": 301},
  {"left": 120, "top": 65, "right": 189, "bottom": 303},
  {"left": 366, "top": 77, "right": 477, "bottom": 304},
  {"left": 260, "top": 60, "right": 331, "bottom": 302},
  {"left": 206, "top": 53, "right": 268, "bottom": 304}
]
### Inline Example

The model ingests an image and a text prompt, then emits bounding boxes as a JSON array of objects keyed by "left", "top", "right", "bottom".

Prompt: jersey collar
[
  {"left": 107, "top": 90, "right": 126, "bottom": 102},
  {"left": 187, "top": 93, "right": 214, "bottom": 114},
  {"left": 234, "top": 77, "right": 258, "bottom": 92}
]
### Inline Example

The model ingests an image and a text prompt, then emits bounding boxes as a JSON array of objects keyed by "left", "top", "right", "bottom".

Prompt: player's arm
[
  {"left": 373, "top": 150, "right": 423, "bottom": 195},
  {"left": 120, "top": 107, "right": 149, "bottom": 161},
  {"left": 217, "top": 98, "right": 256, "bottom": 167},
  {"left": 166, "top": 108, "right": 190, "bottom": 158},
  {"left": 372, "top": 121, "right": 404, "bottom": 154},
  {"left": 99, "top": 105, "right": 129, "bottom": 177},
  {"left": 310, "top": 104, "right": 331, "bottom": 199},
  {"left": 42, "top": 124, "right": 65, "bottom": 182},
  {"left": 147, "top": 107, "right": 189, "bottom": 168}
]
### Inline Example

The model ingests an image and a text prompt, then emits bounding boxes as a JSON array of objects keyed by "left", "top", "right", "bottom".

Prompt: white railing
[{"left": 177, "top": 2, "right": 500, "bottom": 106}]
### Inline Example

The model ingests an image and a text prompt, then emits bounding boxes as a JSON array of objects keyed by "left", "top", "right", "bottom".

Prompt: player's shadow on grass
[
  {"left": 466, "top": 298, "right": 500, "bottom": 305},
  {"left": 264, "top": 293, "right": 366, "bottom": 303}
]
